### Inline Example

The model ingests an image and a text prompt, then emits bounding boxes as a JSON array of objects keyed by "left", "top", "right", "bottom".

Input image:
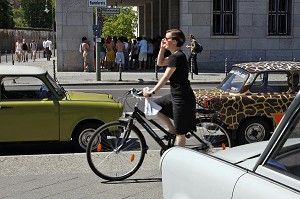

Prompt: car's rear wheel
[
  {"left": 72, "top": 122, "right": 103, "bottom": 151},
  {"left": 237, "top": 118, "right": 270, "bottom": 145}
]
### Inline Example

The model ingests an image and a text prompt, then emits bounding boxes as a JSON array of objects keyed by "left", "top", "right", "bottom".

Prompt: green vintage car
[{"left": 0, "top": 65, "right": 123, "bottom": 151}]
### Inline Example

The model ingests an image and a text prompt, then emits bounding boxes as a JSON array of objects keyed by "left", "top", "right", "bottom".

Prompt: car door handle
[{"left": 0, "top": 106, "right": 13, "bottom": 109}]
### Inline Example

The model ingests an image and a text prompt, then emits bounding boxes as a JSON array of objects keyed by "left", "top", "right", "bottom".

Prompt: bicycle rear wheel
[
  {"left": 185, "top": 118, "right": 232, "bottom": 153},
  {"left": 86, "top": 121, "right": 147, "bottom": 181}
]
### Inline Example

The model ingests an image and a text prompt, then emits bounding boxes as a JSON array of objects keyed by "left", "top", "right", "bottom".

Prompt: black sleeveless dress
[{"left": 154, "top": 50, "right": 196, "bottom": 134}]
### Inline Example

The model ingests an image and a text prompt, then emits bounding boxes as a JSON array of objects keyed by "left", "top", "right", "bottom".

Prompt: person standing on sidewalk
[
  {"left": 81, "top": 37, "right": 90, "bottom": 72},
  {"left": 21, "top": 38, "right": 29, "bottom": 62},
  {"left": 45, "top": 38, "right": 52, "bottom": 61},
  {"left": 105, "top": 36, "right": 115, "bottom": 71},
  {"left": 115, "top": 37, "right": 125, "bottom": 70},
  {"left": 15, "top": 39, "right": 22, "bottom": 62},
  {"left": 143, "top": 29, "right": 196, "bottom": 146},
  {"left": 138, "top": 36, "right": 148, "bottom": 70},
  {"left": 186, "top": 34, "right": 201, "bottom": 75},
  {"left": 29, "top": 40, "right": 37, "bottom": 62},
  {"left": 42, "top": 38, "right": 47, "bottom": 58}
]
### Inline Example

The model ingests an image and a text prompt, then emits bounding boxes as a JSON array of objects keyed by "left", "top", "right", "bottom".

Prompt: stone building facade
[{"left": 56, "top": 0, "right": 300, "bottom": 72}]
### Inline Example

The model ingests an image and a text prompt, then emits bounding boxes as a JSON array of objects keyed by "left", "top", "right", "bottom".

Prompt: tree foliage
[
  {"left": 14, "top": 0, "right": 54, "bottom": 29},
  {"left": 0, "top": 0, "right": 15, "bottom": 28},
  {"left": 101, "top": 7, "right": 137, "bottom": 39}
]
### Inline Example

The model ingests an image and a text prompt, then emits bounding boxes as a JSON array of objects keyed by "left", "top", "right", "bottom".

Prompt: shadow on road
[
  {"left": 0, "top": 141, "right": 79, "bottom": 156},
  {"left": 102, "top": 178, "right": 162, "bottom": 184}
]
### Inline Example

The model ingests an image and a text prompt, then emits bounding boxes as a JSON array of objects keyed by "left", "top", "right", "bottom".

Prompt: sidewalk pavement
[{"left": 0, "top": 54, "right": 226, "bottom": 85}]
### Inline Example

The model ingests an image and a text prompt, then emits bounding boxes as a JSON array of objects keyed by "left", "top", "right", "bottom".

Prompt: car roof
[
  {"left": 0, "top": 65, "right": 47, "bottom": 76},
  {"left": 233, "top": 61, "right": 300, "bottom": 73}
]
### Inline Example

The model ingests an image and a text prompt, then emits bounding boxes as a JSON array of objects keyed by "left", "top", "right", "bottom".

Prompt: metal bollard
[
  {"left": 11, "top": 50, "right": 13, "bottom": 61},
  {"left": 118, "top": 59, "right": 122, "bottom": 81},
  {"left": 225, "top": 58, "right": 228, "bottom": 76},
  {"left": 5, "top": 50, "right": 8, "bottom": 63},
  {"left": 190, "top": 58, "right": 194, "bottom": 80},
  {"left": 155, "top": 58, "right": 158, "bottom": 80},
  {"left": 53, "top": 60, "right": 56, "bottom": 80},
  {"left": 293, "top": 58, "right": 296, "bottom": 61},
  {"left": 38, "top": 50, "right": 41, "bottom": 59}
]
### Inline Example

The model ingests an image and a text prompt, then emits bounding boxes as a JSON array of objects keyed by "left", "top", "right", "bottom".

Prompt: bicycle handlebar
[{"left": 127, "top": 88, "right": 144, "bottom": 98}]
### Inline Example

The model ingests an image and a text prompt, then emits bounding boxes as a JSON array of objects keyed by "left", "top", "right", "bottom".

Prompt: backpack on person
[
  {"left": 79, "top": 43, "right": 82, "bottom": 53},
  {"left": 193, "top": 41, "right": 203, "bottom": 54}
]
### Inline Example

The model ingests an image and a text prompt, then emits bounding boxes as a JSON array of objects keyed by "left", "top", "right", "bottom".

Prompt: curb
[{"left": 60, "top": 81, "right": 222, "bottom": 86}]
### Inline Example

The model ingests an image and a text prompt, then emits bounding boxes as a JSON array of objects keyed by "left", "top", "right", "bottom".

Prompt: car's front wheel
[
  {"left": 72, "top": 122, "right": 103, "bottom": 151},
  {"left": 237, "top": 118, "right": 271, "bottom": 145}
]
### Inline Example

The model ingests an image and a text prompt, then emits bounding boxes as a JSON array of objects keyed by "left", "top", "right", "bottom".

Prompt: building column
[
  {"left": 160, "top": 0, "right": 169, "bottom": 36},
  {"left": 152, "top": 0, "right": 160, "bottom": 38},
  {"left": 144, "top": 3, "right": 152, "bottom": 38},
  {"left": 169, "top": 0, "right": 179, "bottom": 28},
  {"left": 138, "top": 6, "right": 144, "bottom": 37}
]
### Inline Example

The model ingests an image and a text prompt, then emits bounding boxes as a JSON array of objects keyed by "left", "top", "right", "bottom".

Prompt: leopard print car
[{"left": 194, "top": 61, "right": 300, "bottom": 144}]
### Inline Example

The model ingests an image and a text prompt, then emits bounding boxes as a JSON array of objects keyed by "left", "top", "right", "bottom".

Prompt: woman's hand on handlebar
[{"left": 143, "top": 90, "right": 153, "bottom": 98}]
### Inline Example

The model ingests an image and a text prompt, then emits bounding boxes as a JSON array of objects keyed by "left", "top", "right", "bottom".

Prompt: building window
[
  {"left": 213, "top": 0, "right": 236, "bottom": 35},
  {"left": 268, "top": 0, "right": 291, "bottom": 35}
]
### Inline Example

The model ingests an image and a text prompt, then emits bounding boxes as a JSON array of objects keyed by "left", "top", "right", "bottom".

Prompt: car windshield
[
  {"left": 219, "top": 67, "right": 249, "bottom": 92},
  {"left": 46, "top": 74, "right": 64, "bottom": 97}
]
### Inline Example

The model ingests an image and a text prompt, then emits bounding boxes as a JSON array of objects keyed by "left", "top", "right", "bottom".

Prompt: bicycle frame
[{"left": 122, "top": 106, "right": 175, "bottom": 151}]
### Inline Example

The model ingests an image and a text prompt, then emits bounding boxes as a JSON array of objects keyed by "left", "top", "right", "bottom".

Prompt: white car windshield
[{"left": 219, "top": 68, "right": 249, "bottom": 92}]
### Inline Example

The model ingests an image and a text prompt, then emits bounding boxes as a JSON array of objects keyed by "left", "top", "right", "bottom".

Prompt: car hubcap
[
  {"left": 79, "top": 129, "right": 99, "bottom": 150},
  {"left": 245, "top": 123, "right": 265, "bottom": 143}
]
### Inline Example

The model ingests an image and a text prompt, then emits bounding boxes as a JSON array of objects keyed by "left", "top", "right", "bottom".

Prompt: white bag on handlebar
[{"left": 144, "top": 98, "right": 162, "bottom": 119}]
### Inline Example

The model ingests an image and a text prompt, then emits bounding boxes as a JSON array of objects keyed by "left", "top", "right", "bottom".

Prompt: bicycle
[{"left": 86, "top": 88, "right": 231, "bottom": 181}]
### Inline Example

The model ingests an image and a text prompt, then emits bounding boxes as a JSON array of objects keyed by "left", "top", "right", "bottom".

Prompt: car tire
[
  {"left": 237, "top": 118, "right": 271, "bottom": 145},
  {"left": 72, "top": 122, "right": 103, "bottom": 151}
]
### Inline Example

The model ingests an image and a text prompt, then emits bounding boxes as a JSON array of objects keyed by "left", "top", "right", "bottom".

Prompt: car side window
[
  {"left": 1, "top": 76, "right": 52, "bottom": 100},
  {"left": 266, "top": 114, "right": 300, "bottom": 180},
  {"left": 250, "top": 72, "right": 289, "bottom": 93}
]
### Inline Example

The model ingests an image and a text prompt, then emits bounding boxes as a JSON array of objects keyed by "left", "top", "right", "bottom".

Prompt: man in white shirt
[
  {"left": 42, "top": 38, "right": 47, "bottom": 58},
  {"left": 45, "top": 38, "right": 52, "bottom": 61}
]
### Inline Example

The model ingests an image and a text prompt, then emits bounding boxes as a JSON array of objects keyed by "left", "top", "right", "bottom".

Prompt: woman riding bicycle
[{"left": 143, "top": 29, "right": 196, "bottom": 146}]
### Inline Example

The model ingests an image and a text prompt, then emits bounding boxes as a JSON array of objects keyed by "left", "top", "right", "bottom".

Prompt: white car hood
[{"left": 212, "top": 141, "right": 269, "bottom": 169}]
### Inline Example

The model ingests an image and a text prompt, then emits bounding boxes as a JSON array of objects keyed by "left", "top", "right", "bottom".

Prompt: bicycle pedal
[
  {"left": 160, "top": 135, "right": 174, "bottom": 141},
  {"left": 185, "top": 132, "right": 193, "bottom": 138}
]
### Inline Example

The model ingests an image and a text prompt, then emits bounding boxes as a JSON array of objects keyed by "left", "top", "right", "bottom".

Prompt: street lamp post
[{"left": 45, "top": 0, "right": 55, "bottom": 57}]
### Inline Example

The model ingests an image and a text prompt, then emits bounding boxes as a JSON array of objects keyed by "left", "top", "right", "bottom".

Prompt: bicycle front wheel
[
  {"left": 185, "top": 118, "right": 232, "bottom": 153},
  {"left": 86, "top": 121, "right": 147, "bottom": 181}
]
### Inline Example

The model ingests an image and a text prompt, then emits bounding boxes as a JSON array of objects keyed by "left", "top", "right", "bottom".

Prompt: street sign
[
  {"left": 97, "top": 8, "right": 120, "bottom": 14},
  {"left": 88, "top": 0, "right": 107, "bottom": 7},
  {"left": 92, "top": 25, "right": 102, "bottom": 37},
  {"left": 92, "top": 24, "right": 102, "bottom": 31}
]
